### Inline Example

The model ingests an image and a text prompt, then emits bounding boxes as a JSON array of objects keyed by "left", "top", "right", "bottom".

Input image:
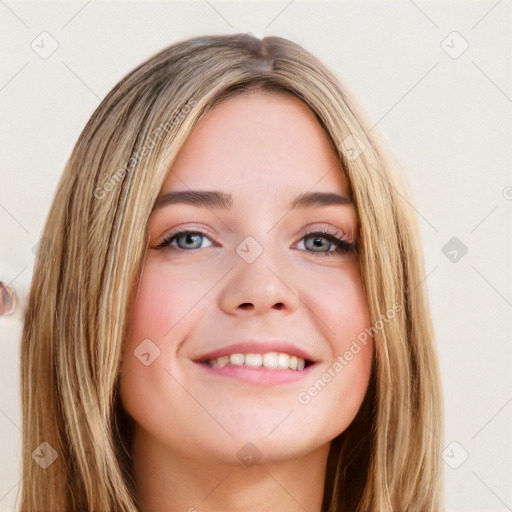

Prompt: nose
[{"left": 217, "top": 239, "right": 301, "bottom": 316}]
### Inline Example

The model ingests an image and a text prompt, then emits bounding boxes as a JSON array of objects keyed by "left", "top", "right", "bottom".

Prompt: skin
[{"left": 120, "top": 91, "right": 374, "bottom": 512}]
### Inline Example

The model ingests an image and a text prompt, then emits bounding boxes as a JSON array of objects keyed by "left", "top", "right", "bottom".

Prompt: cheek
[
  {"left": 125, "top": 287, "right": 168, "bottom": 346},
  {"left": 120, "top": 260, "right": 187, "bottom": 389},
  {"left": 293, "top": 260, "right": 373, "bottom": 430},
  {"left": 124, "top": 259, "right": 210, "bottom": 349},
  {"left": 304, "top": 259, "right": 371, "bottom": 346},
  {"left": 119, "top": 261, "right": 205, "bottom": 450}
]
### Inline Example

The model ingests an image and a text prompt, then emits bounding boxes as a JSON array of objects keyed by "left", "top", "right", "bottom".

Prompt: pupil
[
  {"left": 181, "top": 234, "right": 201, "bottom": 249},
  {"left": 308, "top": 236, "right": 328, "bottom": 252}
]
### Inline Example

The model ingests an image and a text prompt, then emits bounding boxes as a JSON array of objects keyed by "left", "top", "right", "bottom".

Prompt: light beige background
[{"left": 1, "top": 1, "right": 511, "bottom": 510}]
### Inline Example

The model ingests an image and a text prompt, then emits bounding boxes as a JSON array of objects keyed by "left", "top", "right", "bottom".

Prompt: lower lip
[{"left": 193, "top": 361, "right": 316, "bottom": 386}]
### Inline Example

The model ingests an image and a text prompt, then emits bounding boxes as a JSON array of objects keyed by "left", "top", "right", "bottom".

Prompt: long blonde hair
[{"left": 18, "top": 33, "right": 444, "bottom": 511}]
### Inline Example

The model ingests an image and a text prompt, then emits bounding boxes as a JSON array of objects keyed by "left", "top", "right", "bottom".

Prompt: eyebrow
[{"left": 152, "top": 190, "right": 352, "bottom": 211}]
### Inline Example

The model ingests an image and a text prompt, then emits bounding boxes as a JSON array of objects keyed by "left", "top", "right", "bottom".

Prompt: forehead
[{"left": 160, "top": 91, "right": 349, "bottom": 201}]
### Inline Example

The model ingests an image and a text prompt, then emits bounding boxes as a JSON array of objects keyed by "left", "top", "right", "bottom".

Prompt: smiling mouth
[{"left": 198, "top": 352, "right": 315, "bottom": 371}]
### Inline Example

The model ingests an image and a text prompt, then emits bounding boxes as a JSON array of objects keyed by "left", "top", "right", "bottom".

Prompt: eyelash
[{"left": 154, "top": 227, "right": 357, "bottom": 258}]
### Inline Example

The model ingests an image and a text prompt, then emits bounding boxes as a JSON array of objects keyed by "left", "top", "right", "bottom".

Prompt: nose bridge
[
  {"left": 236, "top": 231, "right": 283, "bottom": 288},
  {"left": 217, "top": 230, "right": 300, "bottom": 313},
  {"left": 232, "top": 206, "right": 281, "bottom": 266}
]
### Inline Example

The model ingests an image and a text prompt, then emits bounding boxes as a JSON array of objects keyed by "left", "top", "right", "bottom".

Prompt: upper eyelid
[{"left": 154, "top": 226, "right": 215, "bottom": 248}]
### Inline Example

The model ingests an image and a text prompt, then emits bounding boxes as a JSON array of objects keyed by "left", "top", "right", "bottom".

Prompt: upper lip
[{"left": 193, "top": 340, "right": 318, "bottom": 363}]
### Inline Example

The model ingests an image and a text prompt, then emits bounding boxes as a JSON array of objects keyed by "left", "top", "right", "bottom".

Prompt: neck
[{"left": 131, "top": 428, "right": 330, "bottom": 512}]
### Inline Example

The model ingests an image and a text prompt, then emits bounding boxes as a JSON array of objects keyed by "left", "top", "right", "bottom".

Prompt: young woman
[{"left": 19, "top": 33, "right": 444, "bottom": 511}]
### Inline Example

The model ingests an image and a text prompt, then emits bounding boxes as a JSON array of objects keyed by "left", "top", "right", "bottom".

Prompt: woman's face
[{"left": 120, "top": 92, "right": 373, "bottom": 465}]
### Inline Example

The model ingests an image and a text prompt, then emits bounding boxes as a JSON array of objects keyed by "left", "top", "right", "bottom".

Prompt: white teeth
[
  {"left": 205, "top": 352, "right": 309, "bottom": 371},
  {"left": 277, "top": 353, "right": 289, "bottom": 369},
  {"left": 262, "top": 352, "right": 278, "bottom": 368},
  {"left": 217, "top": 356, "right": 229, "bottom": 368},
  {"left": 230, "top": 353, "right": 245, "bottom": 366},
  {"left": 244, "top": 353, "right": 262, "bottom": 367}
]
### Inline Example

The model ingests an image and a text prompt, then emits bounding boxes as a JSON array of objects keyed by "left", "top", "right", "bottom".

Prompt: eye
[
  {"left": 296, "top": 228, "right": 357, "bottom": 258},
  {"left": 154, "top": 229, "right": 213, "bottom": 251},
  {"left": 154, "top": 226, "right": 357, "bottom": 257}
]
